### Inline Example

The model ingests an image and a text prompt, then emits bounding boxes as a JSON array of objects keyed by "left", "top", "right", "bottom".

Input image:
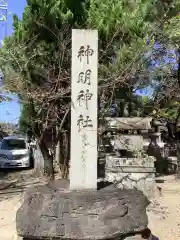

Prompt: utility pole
[
  {"left": 0, "top": 0, "right": 8, "bottom": 45},
  {"left": 0, "top": 0, "right": 7, "bottom": 85}
]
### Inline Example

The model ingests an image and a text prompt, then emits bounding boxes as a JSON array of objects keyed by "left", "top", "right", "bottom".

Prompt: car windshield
[{"left": 1, "top": 139, "right": 26, "bottom": 150}]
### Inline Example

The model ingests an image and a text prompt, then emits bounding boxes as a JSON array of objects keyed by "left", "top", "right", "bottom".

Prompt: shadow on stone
[
  {"left": 97, "top": 180, "right": 113, "bottom": 190},
  {"left": 155, "top": 179, "right": 165, "bottom": 183}
]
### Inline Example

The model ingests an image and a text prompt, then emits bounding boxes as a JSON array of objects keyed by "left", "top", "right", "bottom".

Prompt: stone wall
[{"left": 105, "top": 155, "right": 156, "bottom": 198}]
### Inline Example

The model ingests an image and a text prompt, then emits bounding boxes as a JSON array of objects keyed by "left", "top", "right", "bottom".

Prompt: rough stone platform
[
  {"left": 105, "top": 156, "right": 156, "bottom": 198},
  {"left": 16, "top": 180, "right": 149, "bottom": 240}
]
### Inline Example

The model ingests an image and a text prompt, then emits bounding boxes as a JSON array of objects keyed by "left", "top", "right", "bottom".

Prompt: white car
[{"left": 0, "top": 136, "right": 30, "bottom": 168}]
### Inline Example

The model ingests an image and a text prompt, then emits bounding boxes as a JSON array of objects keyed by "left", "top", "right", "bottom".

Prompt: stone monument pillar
[
  {"left": 16, "top": 30, "right": 150, "bottom": 240},
  {"left": 70, "top": 29, "right": 98, "bottom": 190}
]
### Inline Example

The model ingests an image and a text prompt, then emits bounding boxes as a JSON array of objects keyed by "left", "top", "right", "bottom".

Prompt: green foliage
[
  {"left": 88, "top": 0, "right": 156, "bottom": 84},
  {"left": 89, "top": 0, "right": 155, "bottom": 37},
  {"left": 0, "top": 0, "right": 93, "bottom": 139},
  {"left": 2, "top": 0, "right": 180, "bottom": 177},
  {"left": 0, "top": 0, "right": 177, "bottom": 141},
  {"left": 164, "top": 0, "right": 180, "bottom": 45},
  {"left": 151, "top": 1, "right": 180, "bottom": 122},
  {"left": 156, "top": 101, "right": 180, "bottom": 120},
  {"left": 0, "top": 122, "right": 18, "bottom": 136},
  {"left": 19, "top": 103, "right": 35, "bottom": 132}
]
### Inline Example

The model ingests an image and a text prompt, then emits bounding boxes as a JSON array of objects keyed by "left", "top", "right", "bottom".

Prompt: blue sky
[{"left": 0, "top": 0, "right": 26, "bottom": 123}]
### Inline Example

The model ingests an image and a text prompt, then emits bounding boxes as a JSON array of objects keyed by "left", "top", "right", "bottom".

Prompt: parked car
[{"left": 0, "top": 136, "right": 30, "bottom": 168}]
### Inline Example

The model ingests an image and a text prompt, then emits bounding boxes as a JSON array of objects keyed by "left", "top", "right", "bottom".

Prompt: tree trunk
[
  {"left": 54, "top": 140, "right": 60, "bottom": 172},
  {"left": 176, "top": 49, "right": 180, "bottom": 177},
  {"left": 39, "top": 139, "right": 54, "bottom": 180},
  {"left": 128, "top": 88, "right": 132, "bottom": 117},
  {"left": 66, "top": 130, "right": 70, "bottom": 178},
  {"left": 177, "top": 140, "right": 180, "bottom": 179},
  {"left": 59, "top": 131, "right": 70, "bottom": 179},
  {"left": 59, "top": 132, "right": 65, "bottom": 176},
  {"left": 119, "top": 101, "right": 125, "bottom": 117}
]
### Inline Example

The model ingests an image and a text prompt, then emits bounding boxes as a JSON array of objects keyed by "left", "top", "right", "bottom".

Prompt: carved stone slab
[{"left": 16, "top": 180, "right": 149, "bottom": 240}]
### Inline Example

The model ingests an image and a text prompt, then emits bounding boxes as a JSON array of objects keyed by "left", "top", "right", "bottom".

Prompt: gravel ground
[
  {"left": 148, "top": 175, "right": 180, "bottom": 240},
  {"left": 0, "top": 171, "right": 180, "bottom": 240}
]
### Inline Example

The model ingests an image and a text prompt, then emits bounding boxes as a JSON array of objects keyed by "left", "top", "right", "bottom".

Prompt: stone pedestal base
[
  {"left": 105, "top": 156, "right": 156, "bottom": 198},
  {"left": 16, "top": 180, "right": 149, "bottom": 240},
  {"left": 106, "top": 172, "right": 156, "bottom": 198}
]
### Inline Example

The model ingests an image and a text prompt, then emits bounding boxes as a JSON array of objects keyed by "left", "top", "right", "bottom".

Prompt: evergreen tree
[{"left": 0, "top": 0, "right": 178, "bottom": 179}]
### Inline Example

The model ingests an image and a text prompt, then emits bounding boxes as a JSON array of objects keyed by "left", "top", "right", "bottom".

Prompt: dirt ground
[
  {"left": 0, "top": 170, "right": 46, "bottom": 240},
  {"left": 148, "top": 175, "right": 180, "bottom": 240},
  {"left": 0, "top": 171, "right": 180, "bottom": 240}
]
